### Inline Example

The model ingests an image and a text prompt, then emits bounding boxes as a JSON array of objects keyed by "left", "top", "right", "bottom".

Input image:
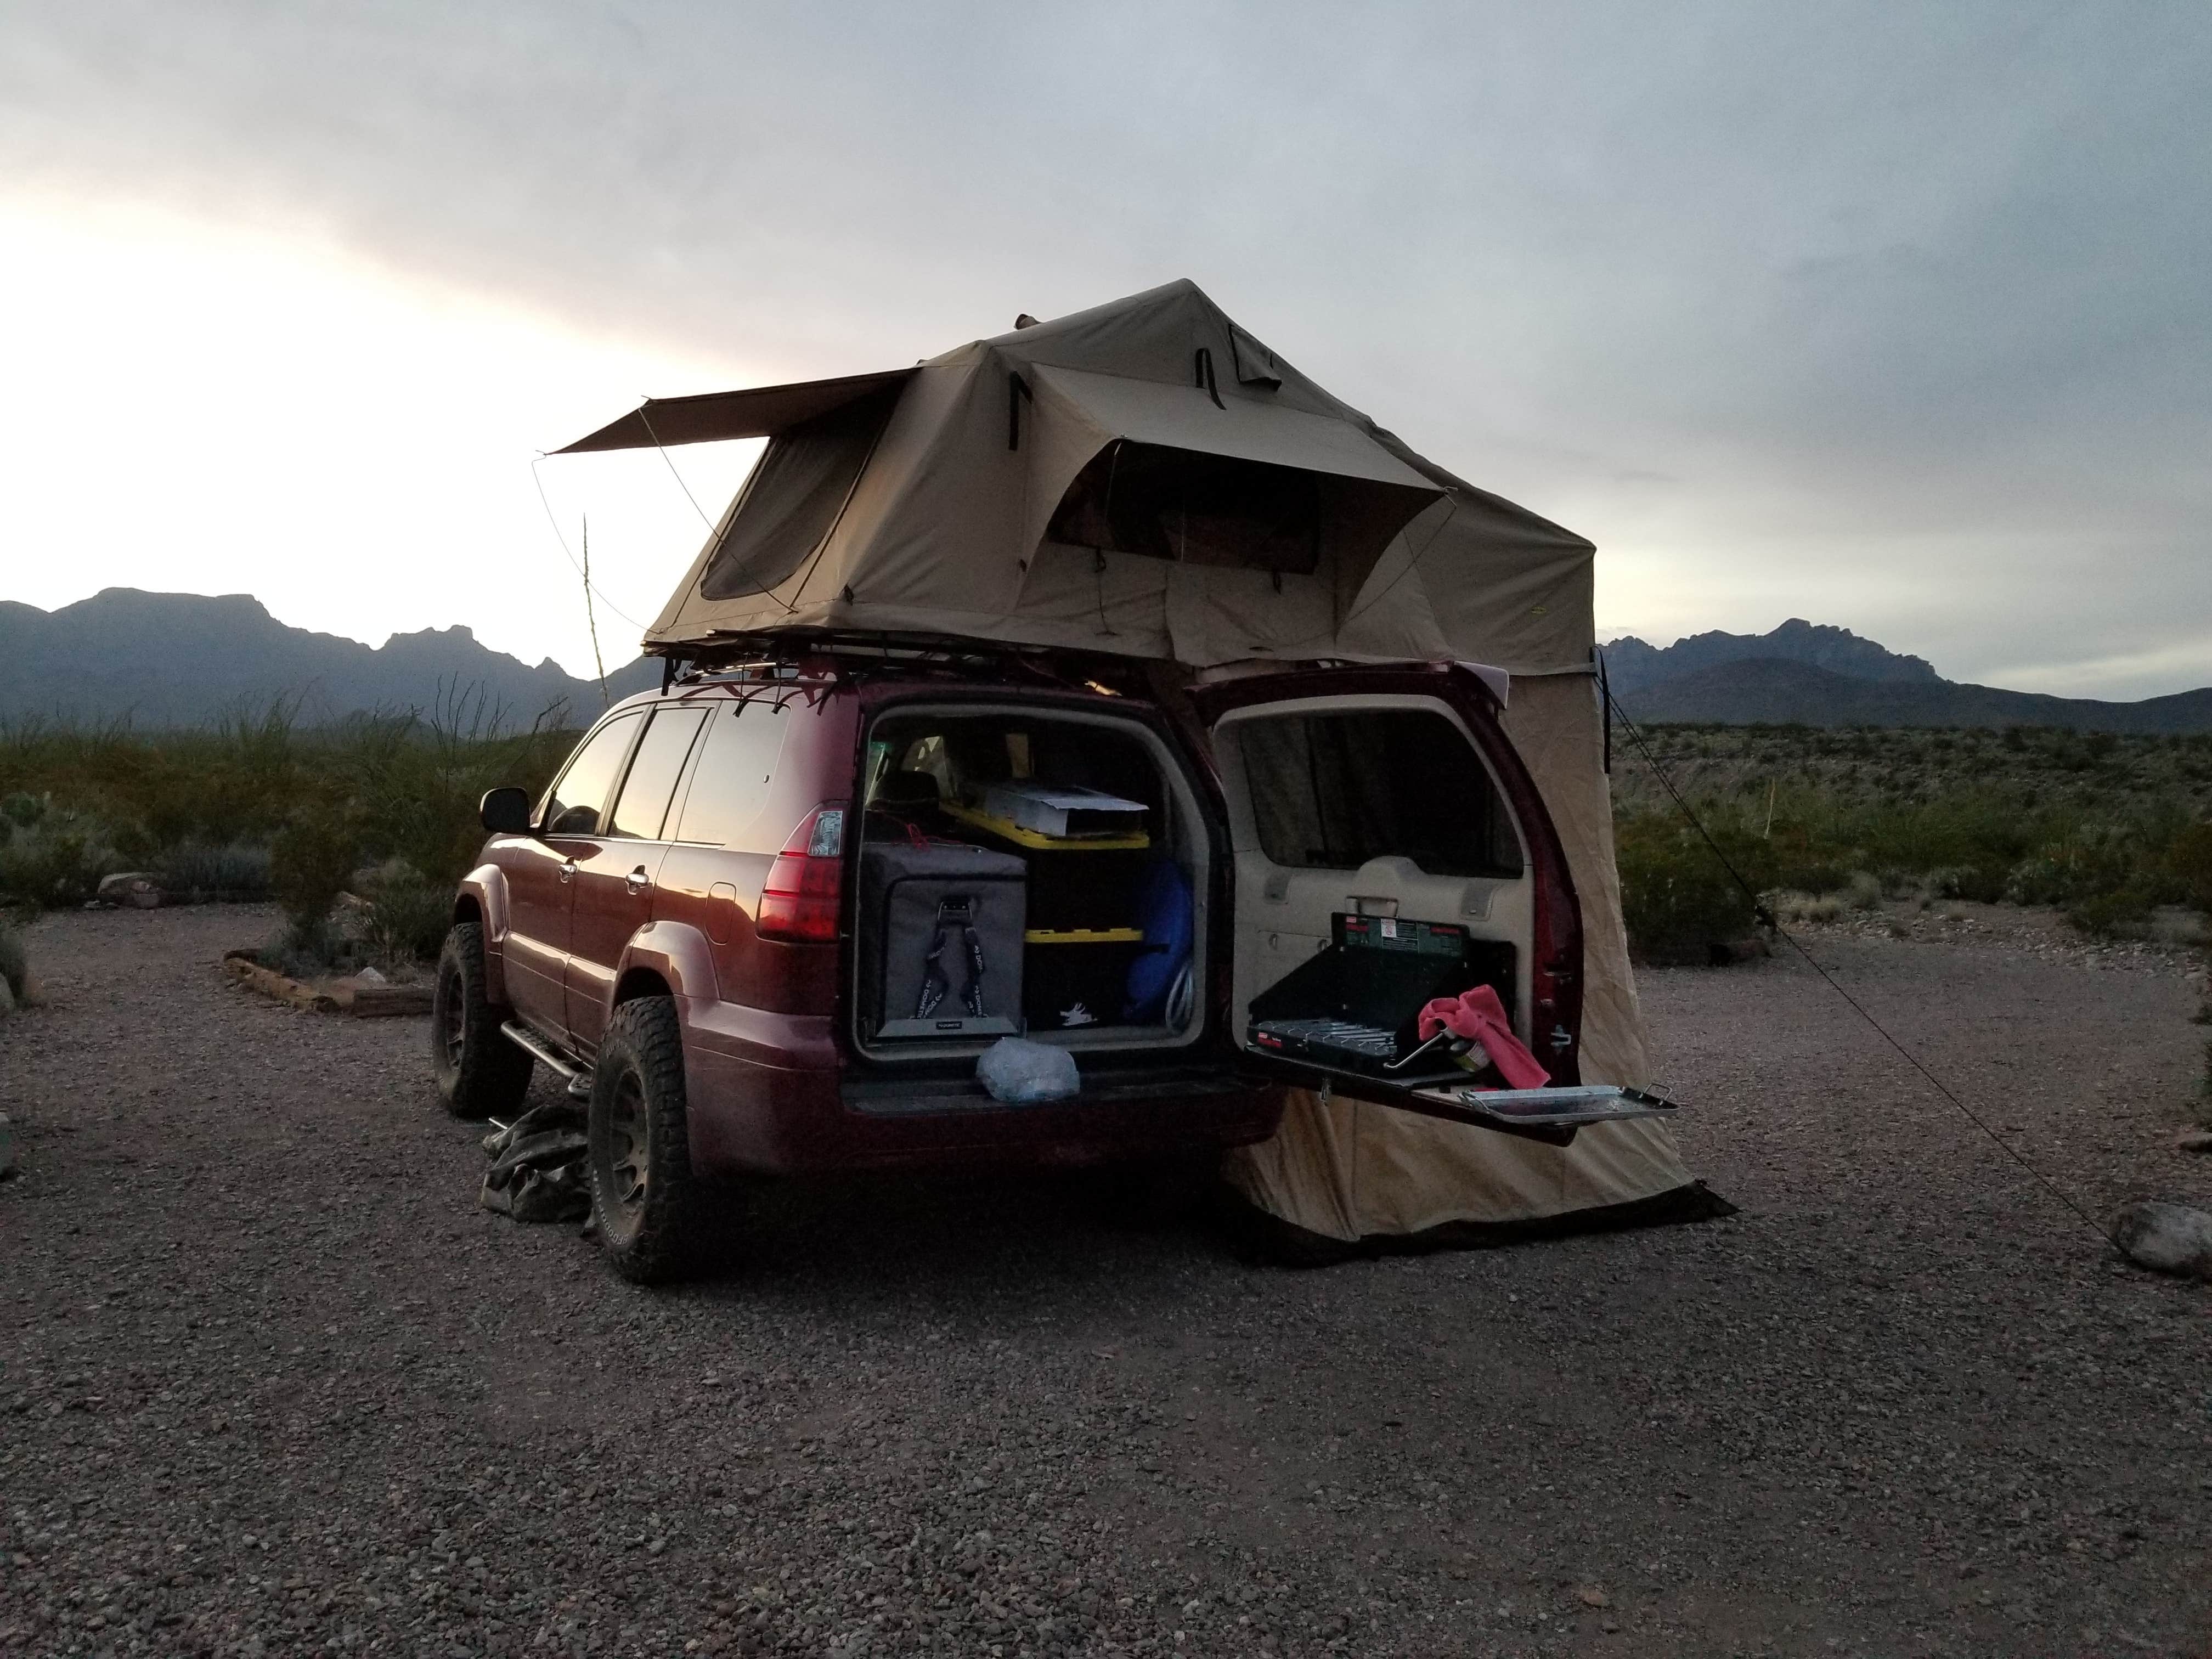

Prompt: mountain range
[
  {"left": 0, "top": 591, "right": 2203, "bottom": 735},
  {"left": 1603, "top": 619, "right": 2212, "bottom": 735},
  {"left": 0, "top": 589, "right": 657, "bottom": 729}
]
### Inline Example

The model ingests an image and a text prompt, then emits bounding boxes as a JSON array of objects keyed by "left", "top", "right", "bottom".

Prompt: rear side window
[
  {"left": 670, "top": 701, "right": 792, "bottom": 847},
  {"left": 606, "top": 708, "right": 707, "bottom": 839},
  {"left": 541, "top": 713, "right": 644, "bottom": 837},
  {"left": 1235, "top": 709, "right": 1521, "bottom": 878}
]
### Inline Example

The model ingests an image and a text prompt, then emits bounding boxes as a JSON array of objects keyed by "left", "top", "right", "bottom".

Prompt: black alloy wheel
[
  {"left": 430, "top": 921, "right": 534, "bottom": 1121},
  {"left": 587, "top": 994, "right": 720, "bottom": 1283}
]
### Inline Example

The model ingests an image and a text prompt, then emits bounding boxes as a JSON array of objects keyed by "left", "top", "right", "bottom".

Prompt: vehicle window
[
  {"left": 669, "top": 701, "right": 792, "bottom": 847},
  {"left": 1237, "top": 709, "right": 1521, "bottom": 878},
  {"left": 606, "top": 708, "right": 707, "bottom": 839},
  {"left": 540, "top": 714, "right": 643, "bottom": 837}
]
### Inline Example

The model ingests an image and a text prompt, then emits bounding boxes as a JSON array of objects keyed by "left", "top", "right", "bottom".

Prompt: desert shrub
[
  {"left": 0, "top": 810, "right": 123, "bottom": 907},
  {"left": 1616, "top": 814, "right": 1776, "bottom": 964},
  {"left": 0, "top": 688, "right": 577, "bottom": 911},
  {"left": 1925, "top": 862, "right": 2010, "bottom": 904},
  {"left": 0, "top": 919, "right": 25, "bottom": 1001},
  {"left": 1769, "top": 853, "right": 1856, "bottom": 894},
  {"left": 2064, "top": 889, "right": 2155, "bottom": 939},
  {"left": 2168, "top": 822, "right": 2212, "bottom": 911},
  {"left": 268, "top": 807, "right": 359, "bottom": 952},
  {"left": 359, "top": 860, "right": 452, "bottom": 965},
  {"left": 1842, "top": 871, "right": 1883, "bottom": 911},
  {"left": 259, "top": 922, "right": 348, "bottom": 980},
  {"left": 2005, "top": 826, "right": 2142, "bottom": 907},
  {"left": 337, "top": 690, "right": 571, "bottom": 888},
  {"left": 157, "top": 840, "right": 273, "bottom": 900},
  {"left": 1768, "top": 890, "right": 1842, "bottom": 926}
]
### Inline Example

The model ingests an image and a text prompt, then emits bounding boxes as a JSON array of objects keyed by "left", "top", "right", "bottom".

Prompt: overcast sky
[{"left": 3, "top": 2, "right": 2207, "bottom": 697}]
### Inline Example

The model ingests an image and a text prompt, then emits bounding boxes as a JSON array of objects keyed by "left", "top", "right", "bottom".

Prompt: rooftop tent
[{"left": 555, "top": 280, "right": 1596, "bottom": 674}]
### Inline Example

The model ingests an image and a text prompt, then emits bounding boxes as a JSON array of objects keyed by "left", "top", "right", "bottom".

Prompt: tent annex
[{"left": 558, "top": 279, "right": 1595, "bottom": 676}]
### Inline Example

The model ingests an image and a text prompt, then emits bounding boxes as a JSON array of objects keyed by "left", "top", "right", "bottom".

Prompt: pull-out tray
[{"left": 1400, "top": 1084, "right": 1680, "bottom": 1146}]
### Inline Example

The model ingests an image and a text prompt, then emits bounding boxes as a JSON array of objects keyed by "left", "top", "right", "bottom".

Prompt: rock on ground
[
  {"left": 0, "top": 904, "right": 2208, "bottom": 1657},
  {"left": 2109, "top": 1199, "right": 2212, "bottom": 1279}
]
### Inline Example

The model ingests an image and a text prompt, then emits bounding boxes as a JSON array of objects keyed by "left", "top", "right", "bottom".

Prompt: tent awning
[
  {"left": 554, "top": 368, "right": 917, "bottom": 454},
  {"left": 1027, "top": 366, "right": 1438, "bottom": 491}
]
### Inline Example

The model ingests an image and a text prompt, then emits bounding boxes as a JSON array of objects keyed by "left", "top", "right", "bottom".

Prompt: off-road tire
[
  {"left": 588, "top": 995, "right": 720, "bottom": 1284},
  {"left": 430, "top": 921, "right": 534, "bottom": 1121}
]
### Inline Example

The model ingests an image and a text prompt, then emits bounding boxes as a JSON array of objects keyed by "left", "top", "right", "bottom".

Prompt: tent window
[
  {"left": 1046, "top": 441, "right": 1322, "bottom": 574},
  {"left": 1237, "top": 710, "right": 1521, "bottom": 878},
  {"left": 698, "top": 387, "right": 900, "bottom": 600}
]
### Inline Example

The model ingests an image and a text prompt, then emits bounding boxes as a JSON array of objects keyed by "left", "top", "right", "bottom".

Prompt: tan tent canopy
[
  {"left": 555, "top": 368, "right": 916, "bottom": 453},
  {"left": 556, "top": 280, "right": 1596, "bottom": 673}
]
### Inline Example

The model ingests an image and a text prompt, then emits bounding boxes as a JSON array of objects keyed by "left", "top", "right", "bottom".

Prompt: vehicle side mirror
[{"left": 480, "top": 787, "right": 534, "bottom": 836}]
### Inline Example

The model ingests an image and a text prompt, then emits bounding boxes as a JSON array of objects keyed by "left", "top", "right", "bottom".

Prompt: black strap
[
  {"left": 915, "top": 898, "right": 988, "bottom": 1018},
  {"left": 1193, "top": 348, "right": 1224, "bottom": 409}
]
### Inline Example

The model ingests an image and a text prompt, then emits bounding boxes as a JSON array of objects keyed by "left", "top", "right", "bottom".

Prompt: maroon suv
[{"left": 432, "top": 649, "right": 1582, "bottom": 1280}]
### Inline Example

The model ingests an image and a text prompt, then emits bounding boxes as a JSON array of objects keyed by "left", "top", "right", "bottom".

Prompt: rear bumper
[{"left": 678, "top": 997, "right": 1282, "bottom": 1176}]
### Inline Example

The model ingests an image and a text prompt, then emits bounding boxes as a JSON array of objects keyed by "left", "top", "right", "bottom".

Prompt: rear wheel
[
  {"left": 588, "top": 995, "right": 721, "bottom": 1283},
  {"left": 431, "top": 921, "right": 533, "bottom": 1121}
]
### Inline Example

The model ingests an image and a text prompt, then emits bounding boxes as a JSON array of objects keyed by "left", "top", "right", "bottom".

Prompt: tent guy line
[
  {"left": 1600, "top": 669, "right": 2117, "bottom": 1253},
  {"left": 527, "top": 453, "right": 649, "bottom": 633},
  {"left": 635, "top": 400, "right": 803, "bottom": 617}
]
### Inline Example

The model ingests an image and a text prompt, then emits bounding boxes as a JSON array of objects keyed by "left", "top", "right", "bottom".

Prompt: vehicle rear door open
[{"left": 1190, "top": 662, "right": 1673, "bottom": 1144}]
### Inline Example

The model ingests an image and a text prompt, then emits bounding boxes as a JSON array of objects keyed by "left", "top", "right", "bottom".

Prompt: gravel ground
[{"left": 2, "top": 903, "right": 2208, "bottom": 1658}]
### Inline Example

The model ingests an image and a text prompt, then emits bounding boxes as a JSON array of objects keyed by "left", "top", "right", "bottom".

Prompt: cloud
[{"left": 2, "top": 1, "right": 2207, "bottom": 693}]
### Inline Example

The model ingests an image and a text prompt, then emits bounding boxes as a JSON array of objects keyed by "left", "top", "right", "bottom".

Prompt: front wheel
[
  {"left": 431, "top": 921, "right": 534, "bottom": 1121},
  {"left": 588, "top": 995, "right": 722, "bottom": 1283}
]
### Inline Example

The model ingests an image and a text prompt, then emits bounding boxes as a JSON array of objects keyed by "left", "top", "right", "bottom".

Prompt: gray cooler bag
[{"left": 859, "top": 841, "right": 1028, "bottom": 1041}]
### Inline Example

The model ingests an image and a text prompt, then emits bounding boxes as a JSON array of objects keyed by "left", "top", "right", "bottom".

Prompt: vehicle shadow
[{"left": 685, "top": 1160, "right": 1262, "bottom": 1307}]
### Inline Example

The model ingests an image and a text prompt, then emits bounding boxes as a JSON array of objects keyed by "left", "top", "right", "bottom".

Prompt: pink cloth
[{"left": 1416, "top": 985, "right": 1550, "bottom": 1089}]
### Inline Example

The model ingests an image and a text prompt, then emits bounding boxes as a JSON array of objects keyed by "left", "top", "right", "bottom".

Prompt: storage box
[
  {"left": 859, "top": 842, "right": 1028, "bottom": 1041},
  {"left": 981, "top": 781, "right": 1148, "bottom": 841},
  {"left": 940, "top": 807, "right": 1153, "bottom": 934}
]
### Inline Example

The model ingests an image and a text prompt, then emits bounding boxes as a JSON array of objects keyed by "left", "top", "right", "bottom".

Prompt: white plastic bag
[{"left": 977, "top": 1037, "right": 1081, "bottom": 1104}]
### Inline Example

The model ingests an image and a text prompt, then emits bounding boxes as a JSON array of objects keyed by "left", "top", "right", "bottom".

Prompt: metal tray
[{"left": 1427, "top": 1084, "right": 1681, "bottom": 1130}]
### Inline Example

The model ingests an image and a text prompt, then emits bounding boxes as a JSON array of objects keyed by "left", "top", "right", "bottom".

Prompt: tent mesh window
[
  {"left": 1046, "top": 441, "right": 1324, "bottom": 574},
  {"left": 1238, "top": 710, "right": 1522, "bottom": 878},
  {"left": 698, "top": 386, "right": 902, "bottom": 600}
]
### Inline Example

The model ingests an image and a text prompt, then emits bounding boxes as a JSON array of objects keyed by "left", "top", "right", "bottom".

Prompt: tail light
[{"left": 757, "top": 803, "right": 848, "bottom": 943}]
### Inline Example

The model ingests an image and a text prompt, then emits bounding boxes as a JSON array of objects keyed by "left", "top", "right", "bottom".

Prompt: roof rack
[{"left": 652, "top": 629, "right": 1158, "bottom": 696}]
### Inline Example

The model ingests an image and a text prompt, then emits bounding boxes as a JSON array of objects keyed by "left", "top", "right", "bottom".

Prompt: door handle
[
  {"left": 557, "top": 858, "right": 577, "bottom": 884},
  {"left": 624, "top": 866, "right": 651, "bottom": 894}
]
